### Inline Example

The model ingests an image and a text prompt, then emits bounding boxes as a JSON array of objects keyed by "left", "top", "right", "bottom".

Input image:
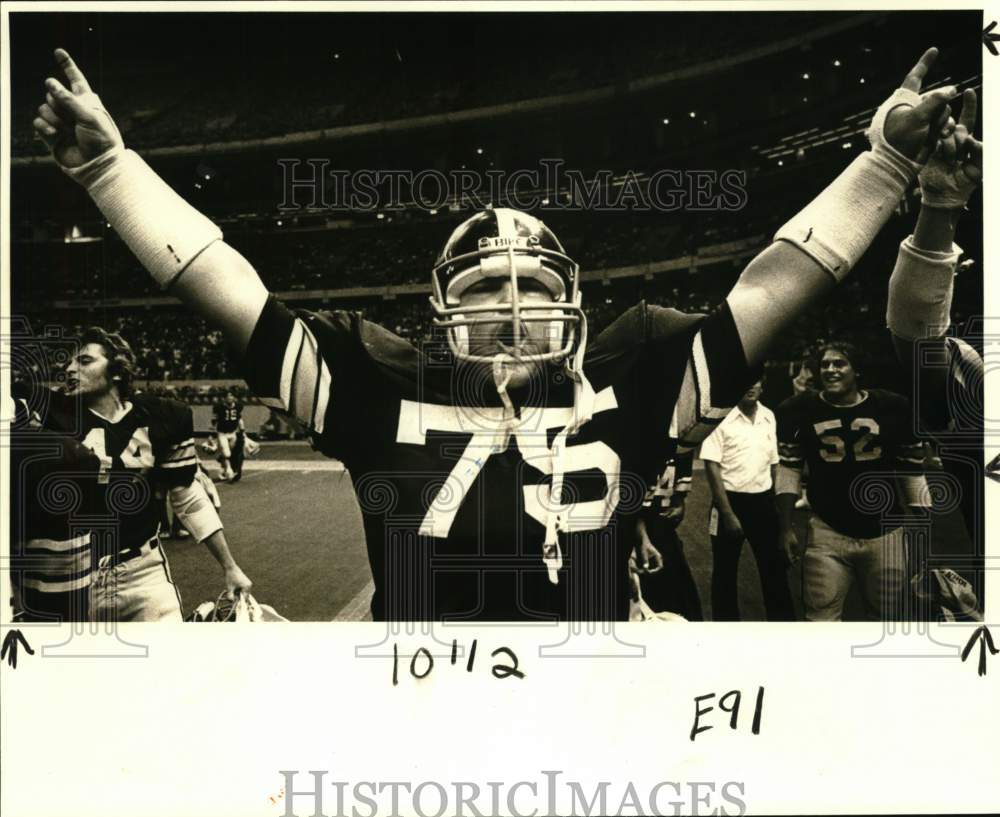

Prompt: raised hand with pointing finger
[
  {"left": 34, "top": 49, "right": 123, "bottom": 169},
  {"left": 879, "top": 47, "right": 960, "bottom": 165}
]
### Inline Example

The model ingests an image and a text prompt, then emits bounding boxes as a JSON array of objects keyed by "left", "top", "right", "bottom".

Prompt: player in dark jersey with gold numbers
[
  {"left": 775, "top": 342, "right": 928, "bottom": 621},
  {"left": 11, "top": 328, "right": 253, "bottom": 621}
]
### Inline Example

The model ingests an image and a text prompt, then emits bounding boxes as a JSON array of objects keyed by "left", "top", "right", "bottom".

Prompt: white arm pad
[
  {"left": 901, "top": 474, "right": 932, "bottom": 509},
  {"left": 774, "top": 464, "right": 803, "bottom": 497},
  {"left": 64, "top": 148, "right": 222, "bottom": 290},
  {"left": 774, "top": 88, "right": 922, "bottom": 282},
  {"left": 886, "top": 235, "right": 962, "bottom": 341},
  {"left": 169, "top": 480, "right": 223, "bottom": 543}
]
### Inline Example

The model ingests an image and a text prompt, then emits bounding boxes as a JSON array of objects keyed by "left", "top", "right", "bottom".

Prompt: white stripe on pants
[{"left": 90, "top": 544, "right": 183, "bottom": 622}]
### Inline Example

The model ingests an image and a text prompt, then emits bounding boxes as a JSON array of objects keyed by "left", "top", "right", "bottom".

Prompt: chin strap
[
  {"left": 491, "top": 353, "right": 517, "bottom": 454},
  {"left": 542, "top": 319, "right": 595, "bottom": 585},
  {"left": 489, "top": 318, "right": 593, "bottom": 587}
]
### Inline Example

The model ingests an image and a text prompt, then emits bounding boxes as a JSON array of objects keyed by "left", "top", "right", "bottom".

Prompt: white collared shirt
[{"left": 698, "top": 402, "right": 778, "bottom": 493}]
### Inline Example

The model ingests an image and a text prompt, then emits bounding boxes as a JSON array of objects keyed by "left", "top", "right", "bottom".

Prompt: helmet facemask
[{"left": 430, "top": 238, "right": 585, "bottom": 368}]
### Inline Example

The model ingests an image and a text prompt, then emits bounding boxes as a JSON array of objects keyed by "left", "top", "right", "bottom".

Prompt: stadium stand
[{"left": 10, "top": 9, "right": 982, "bottom": 392}]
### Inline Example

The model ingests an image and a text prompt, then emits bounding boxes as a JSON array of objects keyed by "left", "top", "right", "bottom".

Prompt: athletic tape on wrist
[
  {"left": 902, "top": 475, "right": 932, "bottom": 509},
  {"left": 865, "top": 87, "right": 925, "bottom": 180},
  {"left": 64, "top": 148, "right": 222, "bottom": 290},
  {"left": 886, "top": 235, "right": 961, "bottom": 341},
  {"left": 919, "top": 164, "right": 975, "bottom": 210},
  {"left": 774, "top": 465, "right": 802, "bottom": 497},
  {"left": 919, "top": 190, "right": 970, "bottom": 211}
]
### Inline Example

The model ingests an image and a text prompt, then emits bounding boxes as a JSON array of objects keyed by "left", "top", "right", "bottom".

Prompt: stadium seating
[{"left": 10, "top": 9, "right": 982, "bottom": 399}]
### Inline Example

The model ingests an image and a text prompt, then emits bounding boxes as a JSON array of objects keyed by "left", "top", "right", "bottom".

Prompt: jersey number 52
[{"left": 812, "top": 418, "right": 882, "bottom": 463}]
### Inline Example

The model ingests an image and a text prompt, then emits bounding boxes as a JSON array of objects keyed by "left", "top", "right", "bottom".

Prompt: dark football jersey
[
  {"left": 642, "top": 450, "right": 694, "bottom": 518},
  {"left": 897, "top": 334, "right": 984, "bottom": 601},
  {"left": 10, "top": 388, "right": 197, "bottom": 616},
  {"left": 934, "top": 337, "right": 983, "bottom": 552},
  {"left": 776, "top": 389, "right": 924, "bottom": 539},
  {"left": 243, "top": 296, "right": 755, "bottom": 621},
  {"left": 214, "top": 401, "right": 243, "bottom": 433}
]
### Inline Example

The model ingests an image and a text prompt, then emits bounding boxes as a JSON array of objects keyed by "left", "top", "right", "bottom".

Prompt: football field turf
[{"left": 163, "top": 442, "right": 975, "bottom": 622}]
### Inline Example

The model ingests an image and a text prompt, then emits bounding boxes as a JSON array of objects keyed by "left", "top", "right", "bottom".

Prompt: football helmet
[
  {"left": 186, "top": 591, "right": 288, "bottom": 622},
  {"left": 430, "top": 208, "right": 585, "bottom": 365},
  {"left": 910, "top": 568, "right": 982, "bottom": 622}
]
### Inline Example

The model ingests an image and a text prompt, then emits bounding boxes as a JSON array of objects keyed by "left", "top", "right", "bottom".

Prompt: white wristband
[
  {"left": 64, "top": 148, "right": 222, "bottom": 290},
  {"left": 886, "top": 235, "right": 962, "bottom": 341},
  {"left": 901, "top": 474, "right": 932, "bottom": 509},
  {"left": 774, "top": 88, "right": 923, "bottom": 282},
  {"left": 774, "top": 464, "right": 802, "bottom": 497}
]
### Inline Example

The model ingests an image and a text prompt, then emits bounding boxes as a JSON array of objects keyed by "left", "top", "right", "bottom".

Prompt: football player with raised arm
[
  {"left": 11, "top": 327, "right": 252, "bottom": 621},
  {"left": 33, "top": 47, "right": 959, "bottom": 621},
  {"left": 774, "top": 342, "right": 928, "bottom": 621},
  {"left": 884, "top": 88, "right": 984, "bottom": 615}
]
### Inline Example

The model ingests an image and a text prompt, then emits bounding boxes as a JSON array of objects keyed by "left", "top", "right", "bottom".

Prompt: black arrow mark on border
[
  {"left": 1, "top": 629, "right": 35, "bottom": 670},
  {"left": 986, "top": 451, "right": 1000, "bottom": 484},
  {"left": 961, "top": 626, "right": 998, "bottom": 676},
  {"left": 985, "top": 21, "right": 1000, "bottom": 56}
]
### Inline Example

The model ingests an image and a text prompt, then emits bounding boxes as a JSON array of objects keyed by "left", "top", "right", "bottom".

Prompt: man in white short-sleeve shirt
[{"left": 700, "top": 380, "right": 794, "bottom": 620}]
